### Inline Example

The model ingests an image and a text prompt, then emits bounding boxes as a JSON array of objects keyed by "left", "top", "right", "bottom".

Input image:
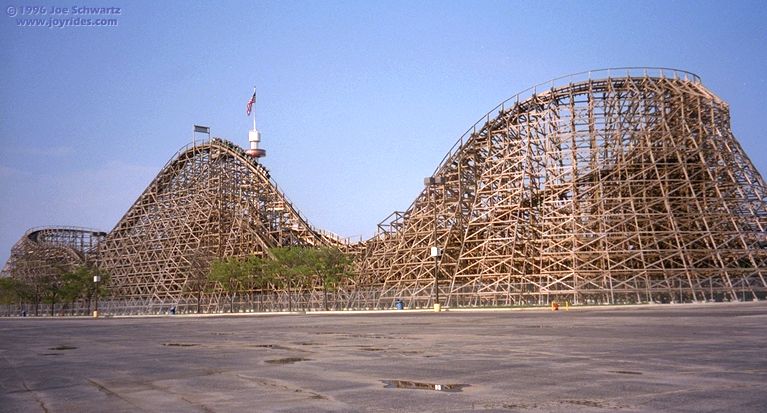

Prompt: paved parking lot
[{"left": 1, "top": 302, "right": 766, "bottom": 412}]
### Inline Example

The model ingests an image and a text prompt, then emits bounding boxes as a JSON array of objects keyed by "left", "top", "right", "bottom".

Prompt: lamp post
[
  {"left": 93, "top": 274, "right": 101, "bottom": 318},
  {"left": 424, "top": 176, "right": 445, "bottom": 312}
]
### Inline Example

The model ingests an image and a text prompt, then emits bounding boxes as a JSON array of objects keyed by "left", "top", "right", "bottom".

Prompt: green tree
[
  {"left": 28, "top": 275, "right": 46, "bottom": 316},
  {"left": 57, "top": 264, "right": 110, "bottom": 315},
  {"left": 0, "top": 277, "right": 29, "bottom": 316},
  {"left": 60, "top": 268, "right": 88, "bottom": 315},
  {"left": 243, "top": 254, "right": 273, "bottom": 312},
  {"left": 0, "top": 278, "right": 13, "bottom": 315},
  {"left": 266, "top": 247, "right": 313, "bottom": 312},
  {"left": 42, "top": 275, "right": 61, "bottom": 316},
  {"left": 40, "top": 266, "right": 67, "bottom": 316},
  {"left": 313, "top": 247, "right": 353, "bottom": 310},
  {"left": 11, "top": 278, "right": 34, "bottom": 315},
  {"left": 209, "top": 257, "right": 248, "bottom": 312},
  {"left": 185, "top": 249, "right": 215, "bottom": 314}
]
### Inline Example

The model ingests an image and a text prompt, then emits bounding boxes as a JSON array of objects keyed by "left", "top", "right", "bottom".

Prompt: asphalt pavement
[{"left": 1, "top": 302, "right": 765, "bottom": 412}]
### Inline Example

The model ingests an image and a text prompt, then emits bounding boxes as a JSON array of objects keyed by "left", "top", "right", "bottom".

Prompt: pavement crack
[
  {"left": 87, "top": 378, "right": 150, "bottom": 412},
  {"left": 179, "top": 396, "right": 216, "bottom": 413},
  {"left": 1, "top": 353, "right": 50, "bottom": 413},
  {"left": 235, "top": 374, "right": 328, "bottom": 400}
]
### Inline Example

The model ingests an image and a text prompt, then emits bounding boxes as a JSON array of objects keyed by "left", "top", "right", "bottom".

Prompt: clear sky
[{"left": 1, "top": 0, "right": 766, "bottom": 265}]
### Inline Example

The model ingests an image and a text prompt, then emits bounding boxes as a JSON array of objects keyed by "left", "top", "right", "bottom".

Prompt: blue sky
[{"left": 1, "top": 0, "right": 766, "bottom": 264}]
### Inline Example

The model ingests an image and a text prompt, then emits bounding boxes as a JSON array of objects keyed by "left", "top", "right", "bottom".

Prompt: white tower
[{"left": 245, "top": 87, "right": 266, "bottom": 159}]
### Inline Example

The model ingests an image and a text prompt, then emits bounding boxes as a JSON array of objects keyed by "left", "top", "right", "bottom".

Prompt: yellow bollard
[
  {"left": 565, "top": 301, "right": 570, "bottom": 311},
  {"left": 93, "top": 310, "right": 99, "bottom": 319},
  {"left": 433, "top": 303, "right": 442, "bottom": 312}
]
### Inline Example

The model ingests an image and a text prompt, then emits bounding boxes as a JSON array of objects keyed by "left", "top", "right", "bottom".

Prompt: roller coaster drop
[{"left": 4, "top": 68, "right": 767, "bottom": 313}]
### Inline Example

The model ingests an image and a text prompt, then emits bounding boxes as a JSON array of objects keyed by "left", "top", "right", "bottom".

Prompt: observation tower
[{"left": 245, "top": 87, "right": 266, "bottom": 159}]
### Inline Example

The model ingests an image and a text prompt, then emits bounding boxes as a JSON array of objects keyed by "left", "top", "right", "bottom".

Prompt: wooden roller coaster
[
  {"left": 353, "top": 68, "right": 767, "bottom": 308},
  {"left": 3, "top": 68, "right": 766, "bottom": 313}
]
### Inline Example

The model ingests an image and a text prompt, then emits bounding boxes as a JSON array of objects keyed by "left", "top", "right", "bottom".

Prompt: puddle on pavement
[
  {"left": 561, "top": 399, "right": 620, "bottom": 408},
  {"left": 265, "top": 357, "right": 310, "bottom": 365},
  {"left": 162, "top": 343, "right": 199, "bottom": 347},
  {"left": 609, "top": 370, "right": 643, "bottom": 375},
  {"left": 382, "top": 380, "right": 469, "bottom": 392},
  {"left": 312, "top": 332, "right": 396, "bottom": 340},
  {"left": 250, "top": 344, "right": 293, "bottom": 351},
  {"left": 48, "top": 346, "right": 77, "bottom": 351},
  {"left": 497, "top": 399, "right": 625, "bottom": 410}
]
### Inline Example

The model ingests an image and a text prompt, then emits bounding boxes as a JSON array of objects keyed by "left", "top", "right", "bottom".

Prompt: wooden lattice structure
[
  {"left": 2, "top": 226, "right": 106, "bottom": 294},
  {"left": 353, "top": 68, "right": 767, "bottom": 308},
  {"left": 3, "top": 68, "right": 766, "bottom": 313},
  {"left": 96, "top": 138, "right": 348, "bottom": 313}
]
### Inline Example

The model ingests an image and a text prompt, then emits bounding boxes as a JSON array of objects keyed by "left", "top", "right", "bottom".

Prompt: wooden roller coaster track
[{"left": 4, "top": 68, "right": 766, "bottom": 313}]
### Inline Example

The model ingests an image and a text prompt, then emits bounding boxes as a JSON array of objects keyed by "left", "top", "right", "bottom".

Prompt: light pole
[
  {"left": 93, "top": 274, "right": 101, "bottom": 318},
  {"left": 424, "top": 176, "right": 444, "bottom": 312}
]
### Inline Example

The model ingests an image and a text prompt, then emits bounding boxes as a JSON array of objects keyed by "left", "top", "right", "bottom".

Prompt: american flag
[{"left": 246, "top": 90, "right": 256, "bottom": 116}]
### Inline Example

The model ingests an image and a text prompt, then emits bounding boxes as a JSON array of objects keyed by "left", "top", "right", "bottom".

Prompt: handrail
[{"left": 24, "top": 225, "right": 107, "bottom": 237}]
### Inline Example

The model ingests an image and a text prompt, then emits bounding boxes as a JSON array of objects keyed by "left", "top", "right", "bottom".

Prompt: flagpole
[{"left": 252, "top": 86, "right": 257, "bottom": 132}]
